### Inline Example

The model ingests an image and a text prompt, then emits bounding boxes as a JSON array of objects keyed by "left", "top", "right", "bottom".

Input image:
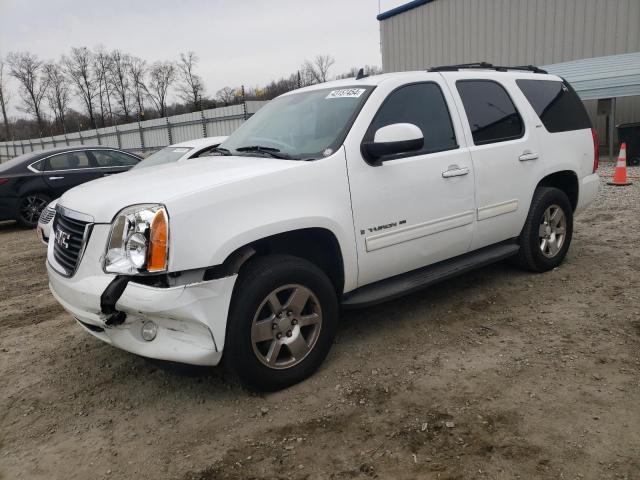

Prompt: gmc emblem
[{"left": 55, "top": 228, "right": 71, "bottom": 249}]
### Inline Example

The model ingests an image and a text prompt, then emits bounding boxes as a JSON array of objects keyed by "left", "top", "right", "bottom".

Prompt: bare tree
[
  {"left": 302, "top": 54, "right": 336, "bottom": 84},
  {"left": 215, "top": 86, "right": 236, "bottom": 106},
  {"left": 0, "top": 58, "right": 11, "bottom": 139},
  {"left": 144, "top": 61, "right": 175, "bottom": 117},
  {"left": 43, "top": 62, "right": 70, "bottom": 133},
  {"left": 62, "top": 47, "right": 98, "bottom": 128},
  {"left": 6, "top": 52, "right": 48, "bottom": 133},
  {"left": 109, "top": 50, "right": 131, "bottom": 119},
  {"left": 127, "top": 56, "right": 147, "bottom": 119},
  {"left": 177, "top": 51, "right": 205, "bottom": 111},
  {"left": 94, "top": 47, "right": 114, "bottom": 126}
]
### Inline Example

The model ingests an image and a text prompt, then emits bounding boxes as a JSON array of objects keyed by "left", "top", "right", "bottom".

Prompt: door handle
[
  {"left": 442, "top": 165, "right": 470, "bottom": 178},
  {"left": 102, "top": 173, "right": 112, "bottom": 177},
  {"left": 518, "top": 151, "right": 539, "bottom": 161},
  {"left": 48, "top": 176, "right": 64, "bottom": 180}
]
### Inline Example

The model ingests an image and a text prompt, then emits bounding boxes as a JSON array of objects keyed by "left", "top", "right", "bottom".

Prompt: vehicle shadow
[{"left": 0, "top": 220, "right": 24, "bottom": 233}]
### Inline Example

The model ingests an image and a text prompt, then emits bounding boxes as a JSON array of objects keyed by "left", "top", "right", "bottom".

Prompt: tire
[
  {"left": 515, "top": 187, "right": 573, "bottom": 272},
  {"left": 16, "top": 193, "right": 50, "bottom": 229},
  {"left": 224, "top": 254, "right": 339, "bottom": 391}
]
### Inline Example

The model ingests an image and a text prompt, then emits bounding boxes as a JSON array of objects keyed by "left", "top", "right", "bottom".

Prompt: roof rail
[{"left": 428, "top": 62, "right": 547, "bottom": 74}]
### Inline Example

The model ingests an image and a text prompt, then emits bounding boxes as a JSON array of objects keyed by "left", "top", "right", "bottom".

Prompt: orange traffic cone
[{"left": 607, "top": 143, "right": 632, "bottom": 186}]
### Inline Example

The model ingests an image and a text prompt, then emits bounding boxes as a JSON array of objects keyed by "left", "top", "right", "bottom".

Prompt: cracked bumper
[{"left": 47, "top": 224, "right": 237, "bottom": 366}]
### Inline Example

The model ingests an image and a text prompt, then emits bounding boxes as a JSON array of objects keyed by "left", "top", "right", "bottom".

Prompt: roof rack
[{"left": 428, "top": 62, "right": 547, "bottom": 74}]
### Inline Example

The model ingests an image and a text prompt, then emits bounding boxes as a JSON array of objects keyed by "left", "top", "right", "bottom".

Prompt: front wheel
[
  {"left": 16, "top": 193, "right": 50, "bottom": 228},
  {"left": 516, "top": 187, "right": 573, "bottom": 272},
  {"left": 225, "top": 255, "right": 338, "bottom": 391}
]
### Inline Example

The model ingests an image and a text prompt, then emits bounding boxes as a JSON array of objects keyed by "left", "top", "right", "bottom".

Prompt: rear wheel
[
  {"left": 516, "top": 187, "right": 573, "bottom": 272},
  {"left": 225, "top": 255, "right": 338, "bottom": 391},
  {"left": 16, "top": 193, "right": 50, "bottom": 228}
]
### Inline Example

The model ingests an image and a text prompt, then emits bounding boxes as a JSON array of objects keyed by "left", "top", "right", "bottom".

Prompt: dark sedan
[{"left": 0, "top": 146, "right": 141, "bottom": 227}]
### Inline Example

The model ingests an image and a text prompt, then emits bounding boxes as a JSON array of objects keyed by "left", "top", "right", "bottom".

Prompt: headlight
[{"left": 104, "top": 204, "right": 169, "bottom": 275}]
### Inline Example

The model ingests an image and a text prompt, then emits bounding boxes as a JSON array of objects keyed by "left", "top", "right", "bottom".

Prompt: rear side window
[
  {"left": 91, "top": 150, "right": 139, "bottom": 167},
  {"left": 366, "top": 82, "right": 457, "bottom": 157},
  {"left": 456, "top": 80, "right": 524, "bottom": 145},
  {"left": 46, "top": 152, "right": 93, "bottom": 171},
  {"left": 516, "top": 79, "right": 592, "bottom": 132}
]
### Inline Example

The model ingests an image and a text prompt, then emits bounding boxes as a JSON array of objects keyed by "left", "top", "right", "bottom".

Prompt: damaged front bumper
[{"left": 47, "top": 224, "right": 237, "bottom": 366}]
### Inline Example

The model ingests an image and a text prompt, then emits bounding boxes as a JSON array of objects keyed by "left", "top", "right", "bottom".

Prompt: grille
[
  {"left": 52, "top": 211, "right": 90, "bottom": 275},
  {"left": 39, "top": 206, "right": 56, "bottom": 224}
]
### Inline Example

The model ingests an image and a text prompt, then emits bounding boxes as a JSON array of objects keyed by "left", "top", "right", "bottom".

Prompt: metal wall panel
[{"left": 380, "top": 0, "right": 640, "bottom": 71}]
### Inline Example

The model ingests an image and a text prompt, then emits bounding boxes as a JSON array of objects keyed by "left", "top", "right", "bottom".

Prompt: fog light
[{"left": 141, "top": 321, "right": 157, "bottom": 341}]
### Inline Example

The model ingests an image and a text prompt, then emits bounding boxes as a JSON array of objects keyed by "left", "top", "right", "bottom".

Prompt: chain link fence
[{"left": 0, "top": 101, "right": 267, "bottom": 162}]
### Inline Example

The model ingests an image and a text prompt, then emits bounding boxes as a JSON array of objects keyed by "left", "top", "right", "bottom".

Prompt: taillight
[
  {"left": 591, "top": 128, "right": 599, "bottom": 173},
  {"left": 0, "top": 178, "right": 9, "bottom": 186}
]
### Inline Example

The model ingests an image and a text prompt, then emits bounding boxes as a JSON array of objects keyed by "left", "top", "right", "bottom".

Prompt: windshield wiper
[
  {"left": 235, "top": 145, "right": 292, "bottom": 159},
  {"left": 209, "top": 146, "right": 231, "bottom": 156}
]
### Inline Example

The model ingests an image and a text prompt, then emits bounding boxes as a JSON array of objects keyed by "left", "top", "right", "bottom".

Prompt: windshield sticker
[
  {"left": 325, "top": 88, "right": 366, "bottom": 99},
  {"left": 171, "top": 148, "right": 190, "bottom": 153}
]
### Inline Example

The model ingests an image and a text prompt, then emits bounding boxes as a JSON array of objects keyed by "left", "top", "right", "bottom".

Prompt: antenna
[{"left": 356, "top": 68, "right": 367, "bottom": 80}]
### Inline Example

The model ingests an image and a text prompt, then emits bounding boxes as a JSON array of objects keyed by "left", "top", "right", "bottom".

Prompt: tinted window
[
  {"left": 516, "top": 79, "right": 591, "bottom": 133},
  {"left": 46, "top": 152, "right": 93, "bottom": 171},
  {"left": 366, "top": 83, "right": 457, "bottom": 157},
  {"left": 92, "top": 150, "right": 139, "bottom": 167},
  {"left": 457, "top": 80, "right": 524, "bottom": 145},
  {"left": 30, "top": 160, "right": 45, "bottom": 171}
]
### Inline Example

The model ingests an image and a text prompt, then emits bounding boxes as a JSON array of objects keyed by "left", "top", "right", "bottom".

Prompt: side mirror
[{"left": 362, "top": 123, "right": 424, "bottom": 165}]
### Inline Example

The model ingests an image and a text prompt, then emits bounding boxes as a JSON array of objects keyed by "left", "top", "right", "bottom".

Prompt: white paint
[
  {"left": 47, "top": 69, "right": 599, "bottom": 368},
  {"left": 366, "top": 210, "right": 475, "bottom": 252},
  {"left": 477, "top": 199, "right": 519, "bottom": 221}
]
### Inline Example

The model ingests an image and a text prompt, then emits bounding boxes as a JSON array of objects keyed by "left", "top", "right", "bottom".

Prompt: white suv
[{"left": 46, "top": 65, "right": 599, "bottom": 390}]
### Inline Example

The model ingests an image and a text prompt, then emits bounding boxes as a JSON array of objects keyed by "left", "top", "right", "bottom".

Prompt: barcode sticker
[{"left": 326, "top": 88, "right": 366, "bottom": 99}]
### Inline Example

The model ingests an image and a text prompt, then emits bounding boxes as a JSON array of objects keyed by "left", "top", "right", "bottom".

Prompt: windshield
[
  {"left": 220, "top": 86, "right": 373, "bottom": 160},
  {"left": 133, "top": 146, "right": 193, "bottom": 169}
]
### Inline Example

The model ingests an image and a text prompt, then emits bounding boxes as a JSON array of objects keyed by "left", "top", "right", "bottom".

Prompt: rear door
[
  {"left": 88, "top": 150, "right": 140, "bottom": 177},
  {"left": 43, "top": 151, "right": 102, "bottom": 197},
  {"left": 446, "top": 75, "right": 544, "bottom": 250}
]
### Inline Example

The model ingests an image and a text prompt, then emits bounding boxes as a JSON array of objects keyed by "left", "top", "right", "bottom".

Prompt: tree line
[{"left": 0, "top": 49, "right": 381, "bottom": 142}]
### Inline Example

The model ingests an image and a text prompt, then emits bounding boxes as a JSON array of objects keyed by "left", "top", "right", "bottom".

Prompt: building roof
[
  {"left": 542, "top": 52, "right": 640, "bottom": 101},
  {"left": 377, "top": 0, "right": 435, "bottom": 21}
]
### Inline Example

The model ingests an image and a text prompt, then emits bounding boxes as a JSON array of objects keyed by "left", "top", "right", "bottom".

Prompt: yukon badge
[{"left": 55, "top": 228, "right": 71, "bottom": 249}]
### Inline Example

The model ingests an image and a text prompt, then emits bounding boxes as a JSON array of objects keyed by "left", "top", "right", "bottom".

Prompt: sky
[{"left": 0, "top": 0, "right": 407, "bottom": 117}]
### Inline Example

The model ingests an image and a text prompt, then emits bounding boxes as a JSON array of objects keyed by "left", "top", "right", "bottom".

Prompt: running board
[{"left": 341, "top": 242, "right": 520, "bottom": 309}]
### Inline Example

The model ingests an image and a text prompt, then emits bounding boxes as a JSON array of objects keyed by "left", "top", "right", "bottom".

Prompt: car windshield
[
  {"left": 133, "top": 146, "right": 193, "bottom": 169},
  {"left": 220, "top": 86, "right": 373, "bottom": 160}
]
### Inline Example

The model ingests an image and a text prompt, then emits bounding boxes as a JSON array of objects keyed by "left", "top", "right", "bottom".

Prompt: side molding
[
  {"left": 365, "top": 210, "right": 475, "bottom": 252},
  {"left": 477, "top": 199, "right": 518, "bottom": 221}
]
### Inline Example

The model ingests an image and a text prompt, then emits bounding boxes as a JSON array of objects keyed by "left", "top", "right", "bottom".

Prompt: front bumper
[{"left": 47, "top": 224, "right": 237, "bottom": 366}]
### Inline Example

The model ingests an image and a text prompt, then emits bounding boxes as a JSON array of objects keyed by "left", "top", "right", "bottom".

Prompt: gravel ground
[{"left": 1, "top": 165, "right": 639, "bottom": 480}]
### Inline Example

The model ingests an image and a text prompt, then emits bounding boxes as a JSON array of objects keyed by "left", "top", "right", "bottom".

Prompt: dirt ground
[{"left": 1, "top": 164, "right": 639, "bottom": 480}]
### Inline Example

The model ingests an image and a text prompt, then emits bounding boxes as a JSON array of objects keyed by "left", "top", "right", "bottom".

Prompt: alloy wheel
[
  {"left": 250, "top": 284, "right": 323, "bottom": 370},
  {"left": 19, "top": 195, "right": 48, "bottom": 225},
  {"left": 538, "top": 204, "right": 566, "bottom": 258}
]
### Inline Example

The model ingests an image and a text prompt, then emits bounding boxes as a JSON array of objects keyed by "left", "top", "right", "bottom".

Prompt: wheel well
[
  {"left": 537, "top": 171, "right": 578, "bottom": 211},
  {"left": 214, "top": 228, "right": 345, "bottom": 294}
]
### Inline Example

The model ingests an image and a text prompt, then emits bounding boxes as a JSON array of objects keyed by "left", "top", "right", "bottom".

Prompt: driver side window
[{"left": 366, "top": 83, "right": 458, "bottom": 158}]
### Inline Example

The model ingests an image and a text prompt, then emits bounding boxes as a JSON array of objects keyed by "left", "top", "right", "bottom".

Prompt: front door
[
  {"left": 43, "top": 150, "right": 102, "bottom": 197},
  {"left": 345, "top": 79, "right": 476, "bottom": 287}
]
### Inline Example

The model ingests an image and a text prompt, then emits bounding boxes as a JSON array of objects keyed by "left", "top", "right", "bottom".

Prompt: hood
[{"left": 59, "top": 155, "right": 305, "bottom": 222}]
